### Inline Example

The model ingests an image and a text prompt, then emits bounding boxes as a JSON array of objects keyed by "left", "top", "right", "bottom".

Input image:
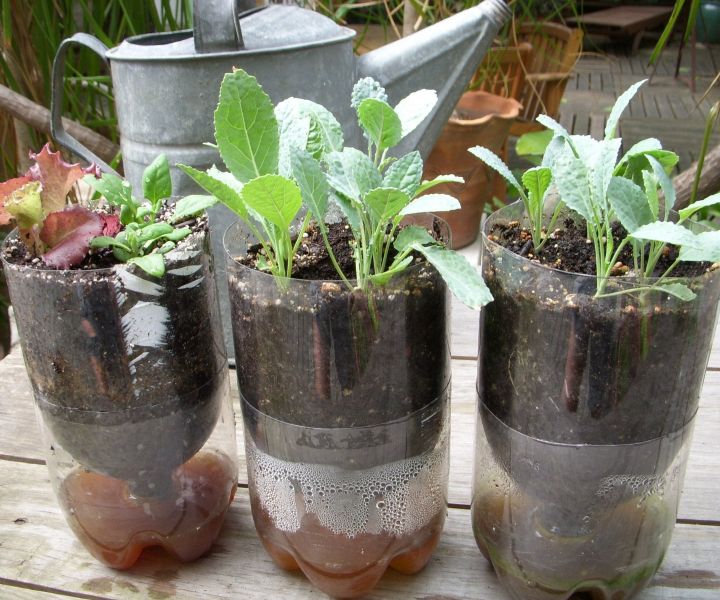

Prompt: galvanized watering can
[{"left": 50, "top": 0, "right": 510, "bottom": 357}]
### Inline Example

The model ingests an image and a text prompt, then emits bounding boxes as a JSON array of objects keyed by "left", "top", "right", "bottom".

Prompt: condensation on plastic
[
  {"left": 2, "top": 229, "right": 238, "bottom": 568},
  {"left": 472, "top": 202, "right": 720, "bottom": 599},
  {"left": 224, "top": 215, "right": 451, "bottom": 597},
  {"left": 243, "top": 391, "right": 450, "bottom": 598}
]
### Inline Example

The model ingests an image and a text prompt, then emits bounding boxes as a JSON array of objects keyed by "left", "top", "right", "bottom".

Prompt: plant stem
[{"left": 318, "top": 221, "right": 352, "bottom": 289}]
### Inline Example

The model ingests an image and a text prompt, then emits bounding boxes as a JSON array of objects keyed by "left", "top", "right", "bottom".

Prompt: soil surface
[
  {"left": 488, "top": 219, "right": 709, "bottom": 278},
  {"left": 239, "top": 220, "right": 445, "bottom": 281},
  {"left": 1, "top": 208, "right": 207, "bottom": 271}
]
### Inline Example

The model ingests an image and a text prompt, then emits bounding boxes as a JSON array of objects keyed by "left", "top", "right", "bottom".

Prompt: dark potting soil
[
  {"left": 239, "top": 220, "right": 441, "bottom": 281},
  {"left": 230, "top": 218, "right": 451, "bottom": 454},
  {"left": 3, "top": 221, "right": 226, "bottom": 497},
  {"left": 488, "top": 219, "right": 709, "bottom": 278},
  {"left": 480, "top": 217, "right": 720, "bottom": 447}
]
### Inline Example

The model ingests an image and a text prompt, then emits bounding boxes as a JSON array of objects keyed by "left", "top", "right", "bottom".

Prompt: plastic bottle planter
[
  {"left": 2, "top": 229, "right": 238, "bottom": 569},
  {"left": 225, "top": 219, "right": 451, "bottom": 598},
  {"left": 473, "top": 202, "right": 720, "bottom": 600}
]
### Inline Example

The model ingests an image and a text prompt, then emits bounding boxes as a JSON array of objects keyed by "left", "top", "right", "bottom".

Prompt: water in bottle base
[
  {"left": 254, "top": 501, "right": 444, "bottom": 598},
  {"left": 60, "top": 450, "right": 237, "bottom": 569}
]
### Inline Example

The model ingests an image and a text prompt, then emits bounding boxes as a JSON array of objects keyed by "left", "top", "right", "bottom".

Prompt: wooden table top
[
  {"left": 567, "top": 6, "right": 674, "bottom": 35},
  {"left": 1, "top": 293, "right": 719, "bottom": 599}
]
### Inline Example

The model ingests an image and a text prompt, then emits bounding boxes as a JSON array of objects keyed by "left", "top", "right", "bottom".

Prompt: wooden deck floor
[{"left": 557, "top": 40, "right": 720, "bottom": 172}]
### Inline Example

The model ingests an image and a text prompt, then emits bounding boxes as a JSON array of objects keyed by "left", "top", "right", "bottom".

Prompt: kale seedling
[
  {"left": 87, "top": 154, "right": 213, "bottom": 277},
  {"left": 471, "top": 79, "right": 720, "bottom": 301},
  {"left": 182, "top": 69, "right": 492, "bottom": 310}
]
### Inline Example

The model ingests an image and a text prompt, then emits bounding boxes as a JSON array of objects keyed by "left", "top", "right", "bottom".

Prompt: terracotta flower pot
[{"left": 424, "top": 90, "right": 521, "bottom": 249}]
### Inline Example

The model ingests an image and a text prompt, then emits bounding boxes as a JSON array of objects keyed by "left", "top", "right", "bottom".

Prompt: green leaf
[
  {"left": 160, "top": 227, "right": 191, "bottom": 242},
  {"left": 617, "top": 138, "right": 663, "bottom": 166},
  {"left": 214, "top": 69, "right": 279, "bottom": 183},
  {"left": 142, "top": 154, "right": 172, "bottom": 205},
  {"left": 277, "top": 114, "right": 311, "bottom": 177},
  {"left": 275, "top": 98, "right": 344, "bottom": 158},
  {"left": 678, "top": 192, "right": 720, "bottom": 222},
  {"left": 394, "top": 89, "right": 437, "bottom": 138},
  {"left": 412, "top": 243, "right": 493, "bottom": 309},
  {"left": 128, "top": 253, "right": 166, "bottom": 277},
  {"left": 415, "top": 175, "right": 464, "bottom": 196},
  {"left": 400, "top": 194, "right": 460, "bottom": 215},
  {"left": 393, "top": 225, "right": 435, "bottom": 252},
  {"left": 364, "top": 188, "right": 411, "bottom": 223},
  {"left": 468, "top": 146, "right": 524, "bottom": 197},
  {"left": 326, "top": 148, "right": 382, "bottom": 201},
  {"left": 4, "top": 181, "right": 43, "bottom": 229},
  {"left": 605, "top": 79, "right": 646, "bottom": 139},
  {"left": 521, "top": 166, "right": 552, "bottom": 218},
  {"left": 90, "top": 236, "right": 129, "bottom": 251},
  {"left": 516, "top": 130, "right": 554, "bottom": 157},
  {"left": 289, "top": 147, "right": 329, "bottom": 220},
  {"left": 536, "top": 114, "right": 572, "bottom": 141},
  {"left": 351, "top": 77, "right": 388, "bottom": 109},
  {"left": 368, "top": 256, "right": 413, "bottom": 285},
  {"left": 357, "top": 98, "right": 403, "bottom": 151},
  {"left": 679, "top": 230, "right": 720, "bottom": 262},
  {"left": 591, "top": 138, "right": 622, "bottom": 205},
  {"left": 382, "top": 151, "right": 423, "bottom": 196},
  {"left": 645, "top": 154, "right": 676, "bottom": 218},
  {"left": 178, "top": 164, "right": 248, "bottom": 221},
  {"left": 331, "top": 190, "right": 361, "bottom": 232},
  {"left": 630, "top": 221, "right": 698, "bottom": 246},
  {"left": 553, "top": 150, "right": 593, "bottom": 222},
  {"left": 657, "top": 282, "right": 696, "bottom": 301},
  {"left": 241, "top": 174, "right": 302, "bottom": 231},
  {"left": 138, "top": 223, "right": 174, "bottom": 244},
  {"left": 172, "top": 194, "right": 218, "bottom": 221},
  {"left": 607, "top": 176, "right": 654, "bottom": 233},
  {"left": 642, "top": 170, "right": 660, "bottom": 220},
  {"left": 87, "top": 172, "right": 134, "bottom": 208}
]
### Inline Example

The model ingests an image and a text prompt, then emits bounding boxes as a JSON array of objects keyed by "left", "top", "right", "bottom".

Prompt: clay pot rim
[{"left": 450, "top": 90, "right": 522, "bottom": 126}]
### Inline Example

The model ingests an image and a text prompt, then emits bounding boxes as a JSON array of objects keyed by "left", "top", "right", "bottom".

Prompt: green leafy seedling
[{"left": 86, "top": 154, "right": 201, "bottom": 277}]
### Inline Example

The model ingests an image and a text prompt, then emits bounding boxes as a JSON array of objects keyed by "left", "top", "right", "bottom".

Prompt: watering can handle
[
  {"left": 193, "top": 0, "right": 255, "bottom": 53},
  {"left": 50, "top": 33, "right": 120, "bottom": 176}
]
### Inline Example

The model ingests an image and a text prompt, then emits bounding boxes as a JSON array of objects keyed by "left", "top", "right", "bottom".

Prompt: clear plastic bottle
[{"left": 3, "top": 229, "right": 238, "bottom": 569}]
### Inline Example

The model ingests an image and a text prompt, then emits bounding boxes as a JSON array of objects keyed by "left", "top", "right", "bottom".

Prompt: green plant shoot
[
  {"left": 86, "top": 154, "right": 202, "bottom": 277},
  {"left": 182, "top": 70, "right": 493, "bottom": 310}
]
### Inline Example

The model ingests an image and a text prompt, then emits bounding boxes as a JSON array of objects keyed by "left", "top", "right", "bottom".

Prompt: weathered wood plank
[
  {"left": 0, "top": 589, "right": 81, "bottom": 600},
  {"left": 0, "top": 459, "right": 718, "bottom": 600}
]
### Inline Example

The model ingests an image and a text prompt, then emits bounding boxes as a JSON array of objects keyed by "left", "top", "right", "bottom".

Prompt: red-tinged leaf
[
  {"left": 100, "top": 213, "right": 121, "bottom": 237},
  {"left": 0, "top": 175, "right": 31, "bottom": 226},
  {"left": 27, "top": 144, "right": 94, "bottom": 215},
  {"left": 40, "top": 206, "right": 104, "bottom": 269}
]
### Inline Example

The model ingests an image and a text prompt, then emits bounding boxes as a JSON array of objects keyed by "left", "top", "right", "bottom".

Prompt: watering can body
[
  {"left": 50, "top": 0, "right": 510, "bottom": 359},
  {"left": 52, "top": 0, "right": 510, "bottom": 193}
]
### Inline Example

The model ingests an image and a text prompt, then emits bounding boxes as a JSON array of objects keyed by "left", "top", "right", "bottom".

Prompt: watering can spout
[{"left": 357, "top": 0, "right": 511, "bottom": 158}]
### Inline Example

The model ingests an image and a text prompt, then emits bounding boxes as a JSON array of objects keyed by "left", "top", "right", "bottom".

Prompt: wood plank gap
[
  {"left": 676, "top": 517, "right": 720, "bottom": 527},
  {"left": 0, "top": 454, "right": 45, "bottom": 465},
  {"left": 0, "top": 578, "right": 110, "bottom": 600},
  {"left": 453, "top": 355, "right": 478, "bottom": 362},
  {"left": 448, "top": 502, "right": 470, "bottom": 510},
  {"left": 706, "top": 367, "right": 720, "bottom": 372}
]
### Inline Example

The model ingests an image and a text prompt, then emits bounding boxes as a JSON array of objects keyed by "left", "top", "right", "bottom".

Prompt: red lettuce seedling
[
  {"left": 41, "top": 207, "right": 120, "bottom": 270},
  {"left": 0, "top": 144, "right": 101, "bottom": 267}
]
